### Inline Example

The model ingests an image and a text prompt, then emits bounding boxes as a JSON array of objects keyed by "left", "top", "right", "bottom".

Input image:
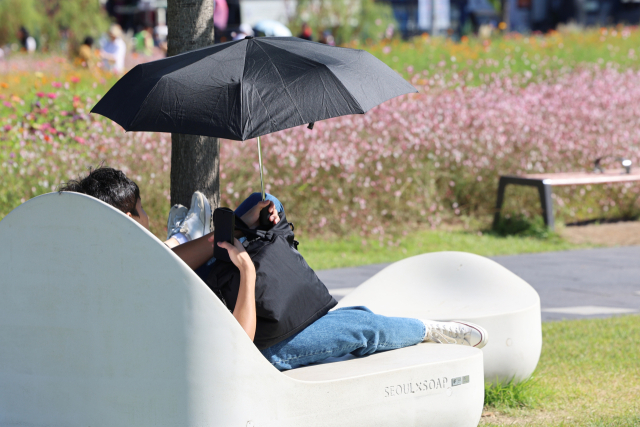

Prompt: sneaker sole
[
  {"left": 167, "top": 205, "right": 187, "bottom": 240},
  {"left": 191, "top": 192, "right": 212, "bottom": 236},
  {"left": 452, "top": 320, "right": 489, "bottom": 349}
]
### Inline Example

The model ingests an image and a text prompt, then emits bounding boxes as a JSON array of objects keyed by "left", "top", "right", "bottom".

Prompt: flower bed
[
  {"left": 219, "top": 65, "right": 640, "bottom": 238},
  {"left": 1, "top": 51, "right": 639, "bottom": 240}
]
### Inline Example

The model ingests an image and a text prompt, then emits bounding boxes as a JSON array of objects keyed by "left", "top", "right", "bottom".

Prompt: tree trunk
[{"left": 167, "top": 0, "right": 220, "bottom": 213}]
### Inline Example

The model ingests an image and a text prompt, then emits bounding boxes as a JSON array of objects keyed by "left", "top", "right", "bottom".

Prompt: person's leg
[{"left": 260, "top": 307, "right": 426, "bottom": 371}]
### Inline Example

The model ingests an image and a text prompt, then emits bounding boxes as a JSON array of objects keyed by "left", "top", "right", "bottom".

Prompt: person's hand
[
  {"left": 240, "top": 200, "right": 280, "bottom": 229},
  {"left": 208, "top": 237, "right": 254, "bottom": 272}
]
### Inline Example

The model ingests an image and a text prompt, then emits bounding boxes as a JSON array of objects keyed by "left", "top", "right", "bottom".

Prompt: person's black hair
[
  {"left": 83, "top": 36, "right": 94, "bottom": 47},
  {"left": 59, "top": 166, "right": 140, "bottom": 216}
]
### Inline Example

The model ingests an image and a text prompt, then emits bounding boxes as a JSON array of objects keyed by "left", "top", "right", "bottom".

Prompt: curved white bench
[
  {"left": 336, "top": 252, "right": 542, "bottom": 384},
  {"left": 0, "top": 193, "right": 484, "bottom": 427}
]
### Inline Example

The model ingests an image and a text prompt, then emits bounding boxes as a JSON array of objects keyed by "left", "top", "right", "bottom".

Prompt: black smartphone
[{"left": 213, "top": 207, "right": 235, "bottom": 262}]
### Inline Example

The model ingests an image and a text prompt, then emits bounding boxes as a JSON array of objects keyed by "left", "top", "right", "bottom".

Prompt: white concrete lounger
[
  {"left": 336, "top": 252, "right": 543, "bottom": 384},
  {"left": 0, "top": 193, "right": 484, "bottom": 427}
]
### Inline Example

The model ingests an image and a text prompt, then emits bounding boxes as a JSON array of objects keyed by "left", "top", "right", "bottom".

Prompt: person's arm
[
  {"left": 240, "top": 200, "right": 280, "bottom": 229},
  {"left": 171, "top": 199, "right": 280, "bottom": 270},
  {"left": 171, "top": 233, "right": 214, "bottom": 270},
  {"left": 216, "top": 238, "right": 256, "bottom": 340}
]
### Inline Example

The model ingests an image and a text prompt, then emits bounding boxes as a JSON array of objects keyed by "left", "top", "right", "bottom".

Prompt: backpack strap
[{"left": 233, "top": 215, "right": 274, "bottom": 241}]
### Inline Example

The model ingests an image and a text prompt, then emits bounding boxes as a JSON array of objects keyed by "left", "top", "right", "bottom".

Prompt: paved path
[{"left": 317, "top": 246, "right": 640, "bottom": 322}]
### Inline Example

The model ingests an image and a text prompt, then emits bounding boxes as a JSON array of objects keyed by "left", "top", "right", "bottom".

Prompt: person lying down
[{"left": 60, "top": 166, "right": 488, "bottom": 371}]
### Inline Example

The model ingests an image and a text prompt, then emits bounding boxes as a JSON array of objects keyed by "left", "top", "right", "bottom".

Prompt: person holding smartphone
[{"left": 60, "top": 166, "right": 488, "bottom": 372}]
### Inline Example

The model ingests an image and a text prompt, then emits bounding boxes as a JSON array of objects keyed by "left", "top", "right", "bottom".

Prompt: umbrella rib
[
  {"left": 128, "top": 42, "right": 243, "bottom": 130},
  {"left": 127, "top": 77, "right": 164, "bottom": 130},
  {"left": 257, "top": 39, "right": 365, "bottom": 117},
  {"left": 253, "top": 41, "right": 307, "bottom": 125}
]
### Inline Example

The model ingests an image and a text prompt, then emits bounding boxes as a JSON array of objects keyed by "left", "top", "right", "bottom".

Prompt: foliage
[
  {"left": 291, "top": 0, "right": 397, "bottom": 45},
  {"left": 354, "top": 27, "right": 640, "bottom": 85},
  {"left": 0, "top": 0, "right": 110, "bottom": 50},
  {"left": 219, "top": 65, "right": 640, "bottom": 239},
  {"left": 0, "top": 0, "right": 42, "bottom": 46},
  {"left": 491, "top": 215, "right": 553, "bottom": 239},
  {"left": 484, "top": 377, "right": 541, "bottom": 409},
  {"left": 41, "top": 0, "right": 111, "bottom": 52},
  {"left": 2, "top": 29, "right": 640, "bottom": 243}
]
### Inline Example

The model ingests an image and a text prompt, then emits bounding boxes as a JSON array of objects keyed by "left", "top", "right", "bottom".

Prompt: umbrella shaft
[{"left": 257, "top": 136, "right": 265, "bottom": 201}]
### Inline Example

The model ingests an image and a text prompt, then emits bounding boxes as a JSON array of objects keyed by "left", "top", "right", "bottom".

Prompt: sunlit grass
[
  {"left": 481, "top": 315, "right": 640, "bottom": 426},
  {"left": 299, "top": 225, "right": 583, "bottom": 270},
  {"left": 356, "top": 27, "right": 640, "bottom": 86},
  {"left": 484, "top": 376, "right": 544, "bottom": 409}
]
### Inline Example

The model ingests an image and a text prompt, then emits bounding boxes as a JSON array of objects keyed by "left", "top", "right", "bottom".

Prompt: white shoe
[
  {"left": 166, "top": 204, "right": 188, "bottom": 240},
  {"left": 421, "top": 320, "right": 488, "bottom": 349},
  {"left": 179, "top": 191, "right": 211, "bottom": 241}
]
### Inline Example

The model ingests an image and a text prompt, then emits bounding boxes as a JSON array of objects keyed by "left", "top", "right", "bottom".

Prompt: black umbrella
[{"left": 92, "top": 36, "right": 416, "bottom": 200}]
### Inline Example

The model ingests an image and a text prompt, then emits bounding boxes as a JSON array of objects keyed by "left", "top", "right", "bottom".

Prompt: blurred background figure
[
  {"left": 214, "top": 0, "right": 230, "bottom": 38},
  {"left": 101, "top": 24, "right": 126, "bottom": 74},
  {"left": 298, "top": 22, "right": 312, "bottom": 40},
  {"left": 319, "top": 30, "right": 335, "bottom": 46},
  {"left": 154, "top": 21, "right": 168, "bottom": 54},
  {"left": 134, "top": 25, "right": 154, "bottom": 56},
  {"left": 252, "top": 20, "right": 292, "bottom": 37},
  {"left": 232, "top": 23, "right": 254, "bottom": 40},
  {"left": 18, "top": 26, "right": 36, "bottom": 53},
  {"left": 78, "top": 36, "right": 95, "bottom": 68}
]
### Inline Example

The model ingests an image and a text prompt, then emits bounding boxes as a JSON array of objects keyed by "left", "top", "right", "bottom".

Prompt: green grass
[
  {"left": 356, "top": 27, "right": 640, "bottom": 85},
  {"left": 299, "top": 225, "right": 583, "bottom": 270},
  {"left": 484, "top": 376, "right": 544, "bottom": 409},
  {"left": 481, "top": 315, "right": 640, "bottom": 426}
]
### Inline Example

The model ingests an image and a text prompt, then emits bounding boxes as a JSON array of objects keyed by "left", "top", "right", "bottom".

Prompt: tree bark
[{"left": 167, "top": 0, "right": 220, "bottom": 212}]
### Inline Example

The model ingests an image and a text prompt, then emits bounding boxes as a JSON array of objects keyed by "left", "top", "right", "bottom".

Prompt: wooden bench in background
[{"left": 493, "top": 169, "right": 640, "bottom": 231}]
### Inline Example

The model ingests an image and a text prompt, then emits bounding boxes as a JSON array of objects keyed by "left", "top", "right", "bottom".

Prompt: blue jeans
[{"left": 261, "top": 306, "right": 426, "bottom": 371}]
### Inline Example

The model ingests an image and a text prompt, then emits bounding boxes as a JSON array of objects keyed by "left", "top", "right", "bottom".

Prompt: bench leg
[
  {"left": 537, "top": 183, "right": 554, "bottom": 231},
  {"left": 492, "top": 177, "right": 508, "bottom": 229}
]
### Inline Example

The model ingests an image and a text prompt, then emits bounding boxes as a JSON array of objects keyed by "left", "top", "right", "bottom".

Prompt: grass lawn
[
  {"left": 357, "top": 27, "right": 640, "bottom": 84},
  {"left": 299, "top": 226, "right": 586, "bottom": 271},
  {"left": 482, "top": 315, "right": 640, "bottom": 426}
]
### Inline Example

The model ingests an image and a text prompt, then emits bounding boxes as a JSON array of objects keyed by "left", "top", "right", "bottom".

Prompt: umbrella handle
[
  {"left": 257, "top": 136, "right": 265, "bottom": 201},
  {"left": 257, "top": 136, "right": 272, "bottom": 228}
]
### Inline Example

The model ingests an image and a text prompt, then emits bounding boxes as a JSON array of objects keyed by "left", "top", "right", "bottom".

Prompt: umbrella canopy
[{"left": 91, "top": 37, "right": 416, "bottom": 141}]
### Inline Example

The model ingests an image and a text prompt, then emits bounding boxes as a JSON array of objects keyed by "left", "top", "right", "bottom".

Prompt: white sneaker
[
  {"left": 166, "top": 204, "right": 188, "bottom": 240},
  {"left": 179, "top": 191, "right": 212, "bottom": 241},
  {"left": 421, "top": 320, "right": 488, "bottom": 349}
]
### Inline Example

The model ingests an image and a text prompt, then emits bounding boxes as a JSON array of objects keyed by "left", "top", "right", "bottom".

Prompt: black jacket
[{"left": 206, "top": 210, "right": 337, "bottom": 349}]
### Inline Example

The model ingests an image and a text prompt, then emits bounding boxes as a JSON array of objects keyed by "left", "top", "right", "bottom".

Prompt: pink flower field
[{"left": 1, "top": 59, "right": 639, "bottom": 240}]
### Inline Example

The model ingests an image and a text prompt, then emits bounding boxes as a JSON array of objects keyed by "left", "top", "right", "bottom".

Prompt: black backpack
[{"left": 206, "top": 208, "right": 337, "bottom": 350}]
